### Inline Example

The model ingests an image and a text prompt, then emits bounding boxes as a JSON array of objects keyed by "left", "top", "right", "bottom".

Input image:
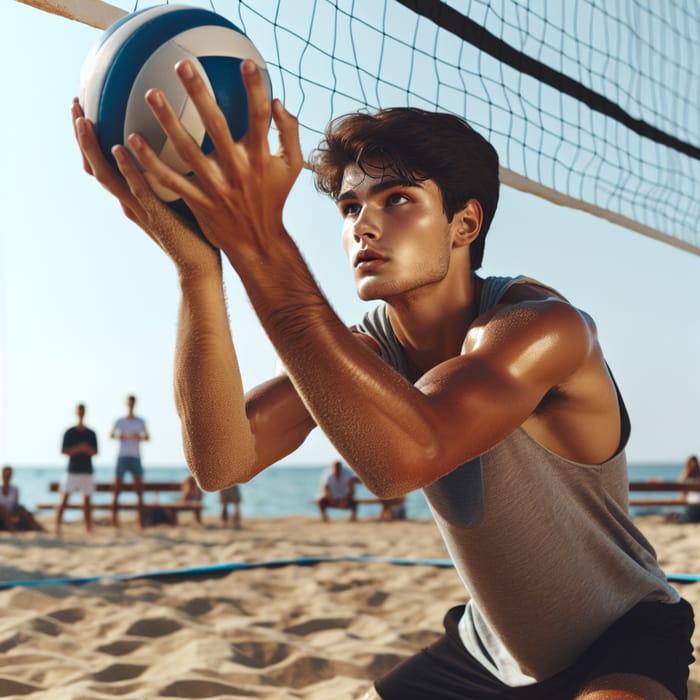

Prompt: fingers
[
  {"left": 141, "top": 83, "right": 216, "bottom": 187},
  {"left": 240, "top": 59, "right": 272, "bottom": 163},
  {"left": 126, "top": 131, "right": 208, "bottom": 211},
  {"left": 271, "top": 99, "right": 304, "bottom": 173},
  {"left": 112, "top": 144, "right": 200, "bottom": 254},
  {"left": 71, "top": 98, "right": 93, "bottom": 176},
  {"left": 112, "top": 144, "right": 157, "bottom": 206},
  {"left": 75, "top": 115, "right": 139, "bottom": 206},
  {"left": 174, "top": 60, "right": 237, "bottom": 154}
]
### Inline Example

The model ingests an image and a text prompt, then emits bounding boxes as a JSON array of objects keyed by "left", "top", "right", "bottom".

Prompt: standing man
[
  {"left": 110, "top": 395, "right": 149, "bottom": 528},
  {"left": 317, "top": 460, "right": 358, "bottom": 522},
  {"left": 58, "top": 403, "right": 98, "bottom": 534}
]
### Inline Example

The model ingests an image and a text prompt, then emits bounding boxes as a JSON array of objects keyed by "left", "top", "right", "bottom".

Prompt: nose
[{"left": 352, "top": 205, "right": 381, "bottom": 242}]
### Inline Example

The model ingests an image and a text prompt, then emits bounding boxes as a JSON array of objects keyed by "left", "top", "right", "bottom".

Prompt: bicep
[
  {"left": 415, "top": 301, "right": 593, "bottom": 471},
  {"left": 417, "top": 356, "right": 545, "bottom": 466}
]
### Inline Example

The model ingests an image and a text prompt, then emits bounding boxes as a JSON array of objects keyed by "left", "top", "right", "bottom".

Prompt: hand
[
  {"left": 72, "top": 99, "right": 220, "bottom": 281},
  {"left": 124, "top": 59, "right": 304, "bottom": 269}
]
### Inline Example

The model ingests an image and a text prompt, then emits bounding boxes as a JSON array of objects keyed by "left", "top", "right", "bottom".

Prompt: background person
[
  {"left": 219, "top": 483, "right": 242, "bottom": 527},
  {"left": 317, "top": 460, "right": 358, "bottom": 522},
  {"left": 0, "top": 465, "right": 45, "bottom": 533},
  {"left": 110, "top": 395, "right": 149, "bottom": 528},
  {"left": 378, "top": 497, "right": 406, "bottom": 522},
  {"left": 180, "top": 474, "right": 203, "bottom": 524},
  {"left": 678, "top": 454, "right": 700, "bottom": 523},
  {"left": 58, "top": 403, "right": 98, "bottom": 534}
]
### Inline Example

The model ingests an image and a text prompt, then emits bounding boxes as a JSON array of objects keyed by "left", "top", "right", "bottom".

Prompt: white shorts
[{"left": 62, "top": 473, "right": 94, "bottom": 496}]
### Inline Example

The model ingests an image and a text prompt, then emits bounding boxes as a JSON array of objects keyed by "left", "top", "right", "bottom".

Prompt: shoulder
[{"left": 467, "top": 287, "right": 596, "bottom": 379}]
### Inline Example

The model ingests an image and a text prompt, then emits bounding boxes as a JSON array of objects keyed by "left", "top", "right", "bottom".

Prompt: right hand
[{"left": 72, "top": 98, "right": 220, "bottom": 280}]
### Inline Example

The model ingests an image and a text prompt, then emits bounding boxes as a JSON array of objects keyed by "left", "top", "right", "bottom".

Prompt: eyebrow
[{"left": 336, "top": 177, "right": 421, "bottom": 203}]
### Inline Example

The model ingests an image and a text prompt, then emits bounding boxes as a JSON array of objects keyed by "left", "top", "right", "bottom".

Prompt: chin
[{"left": 356, "top": 277, "right": 403, "bottom": 302}]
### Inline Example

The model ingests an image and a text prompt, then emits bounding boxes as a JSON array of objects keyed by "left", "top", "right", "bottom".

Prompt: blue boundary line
[{"left": 0, "top": 556, "right": 696, "bottom": 589}]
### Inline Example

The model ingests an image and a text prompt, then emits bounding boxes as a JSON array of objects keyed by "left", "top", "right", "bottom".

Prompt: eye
[
  {"left": 386, "top": 192, "right": 409, "bottom": 207},
  {"left": 339, "top": 201, "right": 361, "bottom": 217}
]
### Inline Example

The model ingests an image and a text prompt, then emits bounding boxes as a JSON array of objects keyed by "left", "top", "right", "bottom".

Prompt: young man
[
  {"left": 58, "top": 403, "right": 98, "bottom": 534},
  {"left": 73, "top": 58, "right": 693, "bottom": 699},
  {"left": 110, "top": 394, "right": 149, "bottom": 527}
]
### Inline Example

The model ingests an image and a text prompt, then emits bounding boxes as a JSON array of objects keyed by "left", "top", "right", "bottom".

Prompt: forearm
[
  {"left": 174, "top": 271, "right": 258, "bottom": 490},
  {"left": 228, "top": 233, "right": 440, "bottom": 497},
  {"left": 63, "top": 445, "right": 96, "bottom": 456}
]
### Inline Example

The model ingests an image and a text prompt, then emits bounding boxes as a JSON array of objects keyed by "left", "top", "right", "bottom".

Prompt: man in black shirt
[{"left": 58, "top": 403, "right": 98, "bottom": 533}]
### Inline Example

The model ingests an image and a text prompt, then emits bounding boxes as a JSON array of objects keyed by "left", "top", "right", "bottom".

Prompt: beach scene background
[
  {"left": 4, "top": 461, "right": 690, "bottom": 522},
  {"left": 1, "top": 1, "right": 697, "bottom": 698}
]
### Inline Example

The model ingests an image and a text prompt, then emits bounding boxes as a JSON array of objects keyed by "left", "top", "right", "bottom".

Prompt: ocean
[{"left": 7, "top": 462, "right": 685, "bottom": 522}]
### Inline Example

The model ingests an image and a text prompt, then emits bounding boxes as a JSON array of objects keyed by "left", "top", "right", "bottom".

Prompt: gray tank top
[{"left": 354, "top": 275, "right": 679, "bottom": 686}]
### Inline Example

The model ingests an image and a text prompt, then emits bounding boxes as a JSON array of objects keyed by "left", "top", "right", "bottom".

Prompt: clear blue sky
[{"left": 1, "top": 1, "right": 698, "bottom": 470}]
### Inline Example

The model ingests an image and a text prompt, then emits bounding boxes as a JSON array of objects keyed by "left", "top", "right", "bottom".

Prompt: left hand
[{"left": 126, "top": 58, "right": 304, "bottom": 268}]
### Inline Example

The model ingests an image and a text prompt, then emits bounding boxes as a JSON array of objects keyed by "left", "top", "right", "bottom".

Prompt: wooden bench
[
  {"left": 628, "top": 481, "right": 700, "bottom": 508},
  {"left": 36, "top": 481, "right": 203, "bottom": 518}
]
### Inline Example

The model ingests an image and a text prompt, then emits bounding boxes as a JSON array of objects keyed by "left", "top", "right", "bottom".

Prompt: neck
[{"left": 387, "top": 272, "right": 482, "bottom": 375}]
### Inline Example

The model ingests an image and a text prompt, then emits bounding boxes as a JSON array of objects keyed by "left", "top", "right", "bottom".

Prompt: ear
[{"left": 451, "top": 198, "right": 483, "bottom": 248}]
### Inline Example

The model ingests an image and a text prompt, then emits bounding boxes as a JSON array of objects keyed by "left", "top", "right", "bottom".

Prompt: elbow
[
  {"left": 356, "top": 438, "right": 445, "bottom": 500},
  {"left": 185, "top": 446, "right": 259, "bottom": 493}
]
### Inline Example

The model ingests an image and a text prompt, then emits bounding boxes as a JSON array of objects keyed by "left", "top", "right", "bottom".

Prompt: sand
[{"left": 0, "top": 514, "right": 698, "bottom": 699}]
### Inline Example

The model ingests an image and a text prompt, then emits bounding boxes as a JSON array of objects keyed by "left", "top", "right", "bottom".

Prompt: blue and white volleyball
[{"left": 80, "top": 5, "right": 272, "bottom": 215}]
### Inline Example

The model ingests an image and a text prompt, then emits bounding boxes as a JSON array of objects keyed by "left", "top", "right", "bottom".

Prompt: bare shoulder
[{"left": 466, "top": 281, "right": 596, "bottom": 371}]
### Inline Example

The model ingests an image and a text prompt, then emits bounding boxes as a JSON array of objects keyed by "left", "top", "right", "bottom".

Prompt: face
[
  {"left": 336, "top": 164, "right": 456, "bottom": 301},
  {"left": 2, "top": 467, "right": 11, "bottom": 482}
]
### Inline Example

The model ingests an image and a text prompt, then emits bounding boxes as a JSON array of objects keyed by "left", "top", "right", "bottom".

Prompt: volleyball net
[{"left": 16, "top": 0, "right": 700, "bottom": 255}]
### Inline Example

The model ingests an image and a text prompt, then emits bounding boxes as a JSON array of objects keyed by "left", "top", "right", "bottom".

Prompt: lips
[{"left": 353, "top": 249, "right": 388, "bottom": 268}]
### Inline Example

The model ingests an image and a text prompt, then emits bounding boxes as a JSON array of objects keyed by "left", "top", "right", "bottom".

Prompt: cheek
[{"left": 341, "top": 226, "right": 354, "bottom": 259}]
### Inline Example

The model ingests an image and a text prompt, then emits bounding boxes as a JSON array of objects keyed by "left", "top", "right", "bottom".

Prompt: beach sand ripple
[{"left": 0, "top": 515, "right": 697, "bottom": 699}]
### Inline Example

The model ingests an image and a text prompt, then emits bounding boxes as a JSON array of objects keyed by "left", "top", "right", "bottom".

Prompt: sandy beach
[{"left": 0, "top": 514, "right": 698, "bottom": 699}]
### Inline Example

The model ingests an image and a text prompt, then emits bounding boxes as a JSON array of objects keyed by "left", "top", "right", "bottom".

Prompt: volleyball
[{"left": 79, "top": 4, "right": 272, "bottom": 215}]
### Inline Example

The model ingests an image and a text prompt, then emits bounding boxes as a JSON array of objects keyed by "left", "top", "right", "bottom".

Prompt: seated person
[
  {"left": 317, "top": 460, "right": 358, "bottom": 522},
  {"left": 678, "top": 454, "right": 700, "bottom": 522},
  {"left": 219, "top": 483, "right": 242, "bottom": 527},
  {"left": 180, "top": 475, "right": 203, "bottom": 524},
  {"left": 0, "top": 465, "right": 45, "bottom": 533},
  {"left": 378, "top": 496, "right": 407, "bottom": 521}
]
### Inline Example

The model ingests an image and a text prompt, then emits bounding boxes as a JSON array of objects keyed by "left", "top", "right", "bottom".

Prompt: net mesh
[{"left": 54, "top": 0, "right": 700, "bottom": 253}]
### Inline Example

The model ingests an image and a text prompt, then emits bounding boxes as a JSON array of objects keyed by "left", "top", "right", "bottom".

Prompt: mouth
[{"left": 353, "top": 249, "right": 388, "bottom": 270}]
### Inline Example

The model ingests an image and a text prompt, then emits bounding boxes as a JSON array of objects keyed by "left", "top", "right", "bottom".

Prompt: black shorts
[{"left": 374, "top": 599, "right": 694, "bottom": 700}]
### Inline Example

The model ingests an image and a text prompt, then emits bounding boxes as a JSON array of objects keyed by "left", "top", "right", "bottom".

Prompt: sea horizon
[{"left": 4, "top": 461, "right": 686, "bottom": 523}]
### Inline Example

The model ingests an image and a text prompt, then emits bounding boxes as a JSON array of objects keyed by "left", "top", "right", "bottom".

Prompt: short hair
[
  {"left": 128, "top": 395, "right": 136, "bottom": 403},
  {"left": 310, "top": 107, "right": 500, "bottom": 270}
]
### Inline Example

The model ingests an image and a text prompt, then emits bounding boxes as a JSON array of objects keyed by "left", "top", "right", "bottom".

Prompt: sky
[{"left": 1, "top": 1, "right": 698, "bottom": 471}]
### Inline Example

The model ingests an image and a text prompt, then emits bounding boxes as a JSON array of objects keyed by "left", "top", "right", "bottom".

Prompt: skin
[{"left": 72, "top": 59, "right": 678, "bottom": 699}]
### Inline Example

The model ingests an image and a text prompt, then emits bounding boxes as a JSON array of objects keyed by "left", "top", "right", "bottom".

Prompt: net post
[{"left": 13, "top": 0, "right": 126, "bottom": 29}]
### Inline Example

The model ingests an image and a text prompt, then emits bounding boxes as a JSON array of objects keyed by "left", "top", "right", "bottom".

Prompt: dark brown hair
[{"left": 310, "top": 107, "right": 500, "bottom": 270}]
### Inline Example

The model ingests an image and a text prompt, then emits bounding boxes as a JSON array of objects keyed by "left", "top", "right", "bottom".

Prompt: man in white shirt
[
  {"left": 110, "top": 394, "right": 149, "bottom": 528},
  {"left": 317, "top": 460, "right": 358, "bottom": 522}
]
